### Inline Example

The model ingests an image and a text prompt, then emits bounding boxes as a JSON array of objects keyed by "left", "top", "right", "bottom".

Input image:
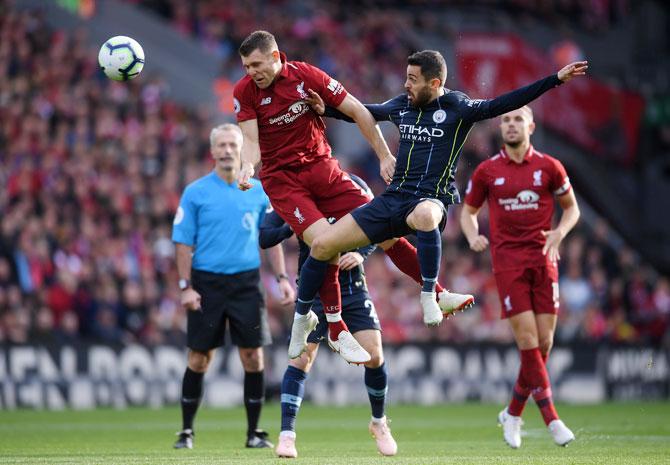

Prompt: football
[{"left": 98, "top": 36, "right": 145, "bottom": 81}]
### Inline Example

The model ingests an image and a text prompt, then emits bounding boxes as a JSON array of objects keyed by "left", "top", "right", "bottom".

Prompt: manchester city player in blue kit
[
  {"left": 297, "top": 50, "right": 588, "bottom": 328},
  {"left": 258, "top": 174, "right": 397, "bottom": 458}
]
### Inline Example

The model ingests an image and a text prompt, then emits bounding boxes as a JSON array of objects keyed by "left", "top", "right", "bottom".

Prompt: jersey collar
[
  {"left": 501, "top": 145, "right": 535, "bottom": 164},
  {"left": 277, "top": 52, "right": 290, "bottom": 80}
]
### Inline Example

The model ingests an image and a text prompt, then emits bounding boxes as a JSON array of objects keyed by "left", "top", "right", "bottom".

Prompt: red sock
[
  {"left": 508, "top": 369, "right": 530, "bottom": 416},
  {"left": 385, "top": 238, "right": 445, "bottom": 295},
  {"left": 319, "top": 264, "right": 347, "bottom": 340},
  {"left": 520, "top": 348, "right": 558, "bottom": 425}
]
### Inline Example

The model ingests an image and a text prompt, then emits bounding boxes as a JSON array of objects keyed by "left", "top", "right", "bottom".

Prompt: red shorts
[
  {"left": 260, "top": 157, "right": 371, "bottom": 235},
  {"left": 494, "top": 265, "right": 559, "bottom": 319}
]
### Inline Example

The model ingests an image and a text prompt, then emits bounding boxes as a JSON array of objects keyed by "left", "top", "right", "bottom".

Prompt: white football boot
[
  {"left": 438, "top": 290, "right": 475, "bottom": 317},
  {"left": 421, "top": 291, "right": 444, "bottom": 326},
  {"left": 287, "top": 311, "right": 318, "bottom": 359},
  {"left": 548, "top": 419, "right": 575, "bottom": 446},
  {"left": 328, "top": 330, "right": 371, "bottom": 364},
  {"left": 498, "top": 408, "right": 523, "bottom": 449}
]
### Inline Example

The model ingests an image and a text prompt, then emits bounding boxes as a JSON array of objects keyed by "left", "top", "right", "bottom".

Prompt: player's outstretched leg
[
  {"left": 383, "top": 238, "right": 475, "bottom": 316},
  {"left": 276, "top": 365, "right": 307, "bottom": 458}
]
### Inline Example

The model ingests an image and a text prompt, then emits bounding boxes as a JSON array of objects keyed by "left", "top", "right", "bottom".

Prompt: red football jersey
[
  {"left": 233, "top": 53, "right": 347, "bottom": 175},
  {"left": 464, "top": 146, "right": 571, "bottom": 272}
]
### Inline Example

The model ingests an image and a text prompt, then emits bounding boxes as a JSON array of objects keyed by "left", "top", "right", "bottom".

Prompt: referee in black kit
[{"left": 171, "top": 123, "right": 295, "bottom": 449}]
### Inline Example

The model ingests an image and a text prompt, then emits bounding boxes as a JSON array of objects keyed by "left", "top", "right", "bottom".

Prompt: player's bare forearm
[
  {"left": 337, "top": 94, "right": 392, "bottom": 161},
  {"left": 460, "top": 204, "right": 489, "bottom": 252},
  {"left": 175, "top": 243, "right": 193, "bottom": 280},
  {"left": 556, "top": 193, "right": 580, "bottom": 238},
  {"left": 238, "top": 119, "right": 261, "bottom": 190},
  {"left": 264, "top": 243, "right": 288, "bottom": 278}
]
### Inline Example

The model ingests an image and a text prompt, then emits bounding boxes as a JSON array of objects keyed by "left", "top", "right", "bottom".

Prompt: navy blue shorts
[
  {"left": 308, "top": 289, "right": 381, "bottom": 344},
  {"left": 351, "top": 190, "right": 448, "bottom": 244}
]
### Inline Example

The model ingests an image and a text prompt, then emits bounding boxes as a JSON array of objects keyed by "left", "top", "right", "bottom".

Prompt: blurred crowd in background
[{"left": 1, "top": 3, "right": 668, "bottom": 349}]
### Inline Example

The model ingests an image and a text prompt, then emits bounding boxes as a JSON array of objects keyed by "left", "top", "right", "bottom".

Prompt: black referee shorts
[{"left": 188, "top": 268, "right": 271, "bottom": 351}]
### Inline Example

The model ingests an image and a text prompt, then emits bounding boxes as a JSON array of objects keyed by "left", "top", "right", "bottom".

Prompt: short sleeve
[
  {"left": 172, "top": 187, "right": 198, "bottom": 246},
  {"left": 464, "top": 164, "right": 489, "bottom": 208},
  {"left": 548, "top": 157, "right": 571, "bottom": 196},
  {"left": 302, "top": 63, "right": 348, "bottom": 107},
  {"left": 233, "top": 79, "right": 258, "bottom": 123},
  {"left": 257, "top": 184, "right": 272, "bottom": 228}
]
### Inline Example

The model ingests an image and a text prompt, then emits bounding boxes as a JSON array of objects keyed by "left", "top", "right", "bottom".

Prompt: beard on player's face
[{"left": 409, "top": 85, "right": 432, "bottom": 108}]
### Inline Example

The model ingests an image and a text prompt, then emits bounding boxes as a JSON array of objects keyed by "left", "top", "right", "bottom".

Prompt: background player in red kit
[
  {"left": 460, "top": 106, "right": 580, "bottom": 449},
  {"left": 233, "top": 31, "right": 467, "bottom": 364}
]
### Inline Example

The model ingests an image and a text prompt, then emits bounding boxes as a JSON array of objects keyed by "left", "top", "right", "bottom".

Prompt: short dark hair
[
  {"left": 407, "top": 50, "right": 447, "bottom": 85},
  {"left": 239, "top": 30, "right": 278, "bottom": 57}
]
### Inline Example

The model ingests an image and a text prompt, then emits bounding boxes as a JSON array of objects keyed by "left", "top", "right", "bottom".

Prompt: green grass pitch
[{"left": 1, "top": 402, "right": 668, "bottom": 464}]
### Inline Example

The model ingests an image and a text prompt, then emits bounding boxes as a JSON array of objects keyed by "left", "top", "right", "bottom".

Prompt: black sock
[
  {"left": 181, "top": 367, "right": 204, "bottom": 431},
  {"left": 244, "top": 371, "right": 265, "bottom": 436}
]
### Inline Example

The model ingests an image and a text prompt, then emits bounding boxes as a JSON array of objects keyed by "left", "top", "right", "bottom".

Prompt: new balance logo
[
  {"left": 399, "top": 110, "right": 410, "bottom": 116},
  {"left": 294, "top": 207, "right": 305, "bottom": 224},
  {"left": 260, "top": 97, "right": 272, "bottom": 105},
  {"left": 494, "top": 177, "right": 505, "bottom": 186}
]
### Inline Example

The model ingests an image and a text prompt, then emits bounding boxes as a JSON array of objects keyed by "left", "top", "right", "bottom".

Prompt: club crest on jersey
[
  {"left": 533, "top": 170, "right": 543, "bottom": 186},
  {"left": 294, "top": 207, "right": 305, "bottom": 224},
  {"left": 296, "top": 81, "right": 308, "bottom": 99},
  {"left": 433, "top": 109, "right": 446, "bottom": 123}
]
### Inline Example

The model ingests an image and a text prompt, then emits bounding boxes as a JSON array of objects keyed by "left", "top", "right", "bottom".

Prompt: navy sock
[
  {"left": 416, "top": 229, "right": 441, "bottom": 293},
  {"left": 280, "top": 365, "right": 308, "bottom": 432},
  {"left": 365, "top": 363, "right": 388, "bottom": 419},
  {"left": 181, "top": 368, "right": 204, "bottom": 431},
  {"left": 244, "top": 371, "right": 265, "bottom": 436},
  {"left": 296, "top": 256, "right": 329, "bottom": 315}
]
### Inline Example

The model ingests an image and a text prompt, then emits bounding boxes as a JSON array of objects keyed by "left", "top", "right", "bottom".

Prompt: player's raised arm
[
  {"left": 237, "top": 119, "right": 260, "bottom": 191},
  {"left": 460, "top": 61, "right": 589, "bottom": 123},
  {"left": 305, "top": 89, "right": 397, "bottom": 123},
  {"left": 336, "top": 94, "right": 396, "bottom": 183}
]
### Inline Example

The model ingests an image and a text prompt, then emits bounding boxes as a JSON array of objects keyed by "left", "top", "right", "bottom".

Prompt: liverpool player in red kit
[
  {"left": 460, "top": 106, "right": 579, "bottom": 448},
  {"left": 233, "top": 31, "right": 471, "bottom": 364}
]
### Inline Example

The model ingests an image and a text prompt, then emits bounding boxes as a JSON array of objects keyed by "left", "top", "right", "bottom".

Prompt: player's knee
[
  {"left": 410, "top": 202, "right": 441, "bottom": 231},
  {"left": 310, "top": 236, "right": 335, "bottom": 260},
  {"left": 187, "top": 351, "right": 210, "bottom": 372},
  {"left": 515, "top": 332, "right": 539, "bottom": 350},
  {"left": 240, "top": 348, "right": 264, "bottom": 372},
  {"left": 289, "top": 350, "right": 315, "bottom": 373},
  {"left": 539, "top": 337, "right": 554, "bottom": 357},
  {"left": 364, "top": 348, "right": 384, "bottom": 368}
]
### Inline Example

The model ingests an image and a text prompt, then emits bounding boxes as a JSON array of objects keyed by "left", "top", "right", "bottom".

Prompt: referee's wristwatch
[
  {"left": 275, "top": 273, "right": 289, "bottom": 283},
  {"left": 178, "top": 278, "right": 191, "bottom": 291}
]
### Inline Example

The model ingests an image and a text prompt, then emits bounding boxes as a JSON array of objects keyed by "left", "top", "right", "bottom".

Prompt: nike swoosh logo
[{"left": 399, "top": 111, "right": 410, "bottom": 116}]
